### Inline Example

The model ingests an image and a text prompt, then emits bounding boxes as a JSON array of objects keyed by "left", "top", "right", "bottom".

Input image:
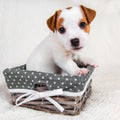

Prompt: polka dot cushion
[{"left": 3, "top": 65, "right": 94, "bottom": 92}]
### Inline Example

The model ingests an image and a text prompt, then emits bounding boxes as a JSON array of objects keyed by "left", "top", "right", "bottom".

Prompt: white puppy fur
[{"left": 27, "top": 5, "right": 96, "bottom": 75}]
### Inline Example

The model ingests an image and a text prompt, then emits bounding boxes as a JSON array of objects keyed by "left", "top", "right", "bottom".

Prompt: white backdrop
[{"left": 0, "top": 0, "right": 120, "bottom": 119}]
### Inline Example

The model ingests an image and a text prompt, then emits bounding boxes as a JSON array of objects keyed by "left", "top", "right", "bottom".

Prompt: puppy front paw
[
  {"left": 83, "top": 59, "right": 98, "bottom": 68},
  {"left": 77, "top": 68, "right": 89, "bottom": 75},
  {"left": 80, "top": 57, "right": 98, "bottom": 68},
  {"left": 89, "top": 63, "right": 98, "bottom": 68}
]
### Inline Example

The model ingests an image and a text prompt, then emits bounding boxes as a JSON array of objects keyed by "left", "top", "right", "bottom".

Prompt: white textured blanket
[{"left": 0, "top": 0, "right": 120, "bottom": 119}]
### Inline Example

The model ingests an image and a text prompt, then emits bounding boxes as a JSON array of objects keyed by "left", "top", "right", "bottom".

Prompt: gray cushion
[{"left": 3, "top": 65, "right": 94, "bottom": 92}]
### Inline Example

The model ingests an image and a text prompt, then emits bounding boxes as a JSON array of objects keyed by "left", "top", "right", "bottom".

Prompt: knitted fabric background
[{"left": 0, "top": 0, "right": 120, "bottom": 120}]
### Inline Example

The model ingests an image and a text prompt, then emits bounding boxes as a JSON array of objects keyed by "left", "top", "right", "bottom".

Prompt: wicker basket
[{"left": 3, "top": 65, "right": 94, "bottom": 116}]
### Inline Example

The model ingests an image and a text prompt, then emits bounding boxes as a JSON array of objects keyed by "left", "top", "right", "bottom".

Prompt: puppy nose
[{"left": 71, "top": 38, "right": 80, "bottom": 47}]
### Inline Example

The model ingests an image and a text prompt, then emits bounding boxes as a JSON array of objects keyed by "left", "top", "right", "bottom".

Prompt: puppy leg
[
  {"left": 55, "top": 57, "right": 88, "bottom": 75},
  {"left": 80, "top": 57, "right": 98, "bottom": 68},
  {"left": 73, "top": 54, "right": 98, "bottom": 68}
]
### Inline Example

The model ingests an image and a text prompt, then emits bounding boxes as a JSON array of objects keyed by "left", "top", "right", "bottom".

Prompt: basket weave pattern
[{"left": 11, "top": 81, "right": 92, "bottom": 115}]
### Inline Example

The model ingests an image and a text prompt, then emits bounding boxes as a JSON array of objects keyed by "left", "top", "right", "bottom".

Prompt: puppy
[{"left": 26, "top": 5, "right": 96, "bottom": 75}]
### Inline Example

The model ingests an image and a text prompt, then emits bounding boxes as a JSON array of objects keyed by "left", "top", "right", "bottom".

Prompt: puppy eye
[
  {"left": 58, "top": 27, "right": 66, "bottom": 34},
  {"left": 79, "top": 22, "right": 86, "bottom": 29}
]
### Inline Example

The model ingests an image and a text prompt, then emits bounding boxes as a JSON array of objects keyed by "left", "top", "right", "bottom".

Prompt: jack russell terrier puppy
[{"left": 27, "top": 5, "right": 96, "bottom": 75}]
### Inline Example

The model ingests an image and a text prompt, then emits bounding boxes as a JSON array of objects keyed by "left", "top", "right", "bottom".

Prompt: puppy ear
[
  {"left": 47, "top": 10, "right": 61, "bottom": 32},
  {"left": 80, "top": 5, "right": 96, "bottom": 24}
]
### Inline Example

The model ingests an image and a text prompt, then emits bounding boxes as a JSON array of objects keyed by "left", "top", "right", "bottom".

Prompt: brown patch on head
[
  {"left": 79, "top": 18, "right": 90, "bottom": 33},
  {"left": 79, "top": 5, "right": 96, "bottom": 33},
  {"left": 56, "top": 6, "right": 73, "bottom": 31},
  {"left": 80, "top": 5, "right": 96, "bottom": 24},
  {"left": 47, "top": 10, "right": 61, "bottom": 32},
  {"left": 66, "top": 7, "right": 72, "bottom": 10},
  {"left": 56, "top": 18, "right": 64, "bottom": 30}
]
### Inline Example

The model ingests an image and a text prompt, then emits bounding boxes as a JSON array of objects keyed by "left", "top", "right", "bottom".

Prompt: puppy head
[{"left": 47, "top": 5, "right": 96, "bottom": 51}]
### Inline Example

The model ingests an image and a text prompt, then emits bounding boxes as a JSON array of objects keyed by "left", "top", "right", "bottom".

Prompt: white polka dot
[
  {"left": 11, "top": 82, "right": 14, "bottom": 85},
  {"left": 24, "top": 82, "right": 26, "bottom": 85},
  {"left": 57, "top": 86, "right": 60, "bottom": 88},
  {"left": 70, "top": 83, "right": 72, "bottom": 85},
  {"left": 65, "top": 78, "right": 69, "bottom": 81},
  {"left": 42, "top": 76, "right": 44, "bottom": 79},
  {"left": 21, "top": 75, "right": 24, "bottom": 78},
  {"left": 28, "top": 86, "right": 30, "bottom": 88},
  {"left": 24, "top": 72, "right": 27, "bottom": 74},
  {"left": 82, "top": 83, "right": 84, "bottom": 85},
  {"left": 9, "top": 76, "right": 11, "bottom": 78},
  {"left": 19, "top": 79, "right": 22, "bottom": 81},
  {"left": 49, "top": 85, "right": 52, "bottom": 88},
  {"left": 27, "top": 76, "right": 30, "bottom": 78},
  {"left": 13, "top": 79, "right": 16, "bottom": 82},
  {"left": 46, "top": 74, "right": 49, "bottom": 76},
  {"left": 22, "top": 85, "right": 24, "bottom": 88},
  {"left": 74, "top": 78, "right": 77, "bottom": 81},
  {"left": 46, "top": 81, "right": 49, "bottom": 83},
  {"left": 17, "top": 71, "right": 20, "bottom": 74},
  {"left": 25, "top": 79, "right": 28, "bottom": 82},
  {"left": 38, "top": 81, "right": 41, "bottom": 83},
  {"left": 18, "top": 82, "right": 20, "bottom": 84},
  {"left": 39, "top": 73, "right": 41, "bottom": 75},
  {"left": 77, "top": 90, "right": 80, "bottom": 92},
  {"left": 54, "top": 82, "right": 56, "bottom": 84},
  {"left": 74, "top": 86, "right": 77, "bottom": 88},
  {"left": 9, "top": 86, "right": 12, "bottom": 88},
  {"left": 32, "top": 80, "right": 34, "bottom": 82},
  {"left": 78, "top": 82, "right": 81, "bottom": 85},
  {"left": 32, "top": 72, "right": 34, "bottom": 74},
  {"left": 11, "top": 72, "right": 13, "bottom": 74},
  {"left": 16, "top": 85, "right": 18, "bottom": 88},
  {"left": 54, "top": 74, "right": 57, "bottom": 76},
  {"left": 15, "top": 75, "right": 17, "bottom": 78},
  {"left": 34, "top": 76, "right": 37, "bottom": 79},
  {"left": 61, "top": 82, "right": 64, "bottom": 85},
  {"left": 49, "top": 77, "right": 52, "bottom": 80},
  {"left": 57, "top": 78, "right": 60, "bottom": 80},
  {"left": 65, "top": 86, "right": 68, "bottom": 89},
  {"left": 30, "top": 83, "right": 33, "bottom": 85},
  {"left": 69, "top": 88, "right": 72, "bottom": 91},
  {"left": 7, "top": 79, "right": 9, "bottom": 82}
]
